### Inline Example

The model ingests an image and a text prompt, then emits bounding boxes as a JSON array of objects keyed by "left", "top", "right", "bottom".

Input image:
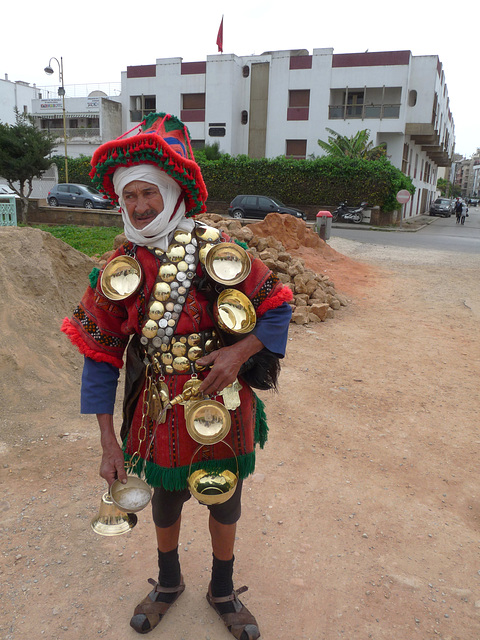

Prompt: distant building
[
  {"left": 0, "top": 75, "right": 41, "bottom": 123},
  {"left": 30, "top": 94, "right": 122, "bottom": 158},
  {"left": 454, "top": 150, "right": 480, "bottom": 198},
  {"left": 120, "top": 48, "right": 455, "bottom": 217}
]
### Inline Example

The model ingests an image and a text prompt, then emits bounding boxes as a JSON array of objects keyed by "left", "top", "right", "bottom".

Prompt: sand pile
[{"left": 0, "top": 227, "right": 93, "bottom": 414}]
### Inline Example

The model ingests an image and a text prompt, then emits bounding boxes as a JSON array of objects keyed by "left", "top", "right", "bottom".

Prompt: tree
[
  {"left": 317, "top": 128, "right": 387, "bottom": 161},
  {"left": 0, "top": 110, "right": 56, "bottom": 223}
]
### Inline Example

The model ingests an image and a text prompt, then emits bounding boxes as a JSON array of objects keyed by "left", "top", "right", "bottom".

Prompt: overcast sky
[{"left": 2, "top": 0, "right": 477, "bottom": 157}]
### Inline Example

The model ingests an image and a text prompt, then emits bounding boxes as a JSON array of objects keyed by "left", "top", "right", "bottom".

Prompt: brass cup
[
  {"left": 187, "top": 443, "right": 238, "bottom": 505},
  {"left": 213, "top": 289, "right": 256, "bottom": 335},
  {"left": 100, "top": 255, "right": 142, "bottom": 301},
  {"left": 205, "top": 242, "right": 251, "bottom": 286},
  {"left": 110, "top": 475, "right": 152, "bottom": 513},
  {"left": 185, "top": 399, "right": 231, "bottom": 445}
]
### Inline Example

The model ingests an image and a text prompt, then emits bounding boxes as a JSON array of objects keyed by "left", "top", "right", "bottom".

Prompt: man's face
[{"left": 123, "top": 180, "right": 164, "bottom": 229}]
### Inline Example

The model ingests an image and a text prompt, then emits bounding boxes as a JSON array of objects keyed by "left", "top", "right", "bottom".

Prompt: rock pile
[
  {"left": 105, "top": 213, "right": 348, "bottom": 325},
  {"left": 198, "top": 213, "right": 349, "bottom": 324}
]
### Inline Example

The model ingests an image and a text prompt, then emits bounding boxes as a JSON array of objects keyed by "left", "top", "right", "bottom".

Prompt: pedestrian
[
  {"left": 455, "top": 198, "right": 462, "bottom": 224},
  {"left": 461, "top": 201, "right": 468, "bottom": 225},
  {"left": 62, "top": 112, "right": 292, "bottom": 639}
]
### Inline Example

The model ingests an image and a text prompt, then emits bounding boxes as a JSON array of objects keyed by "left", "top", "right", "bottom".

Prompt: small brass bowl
[
  {"left": 205, "top": 242, "right": 251, "bottom": 286},
  {"left": 100, "top": 255, "right": 142, "bottom": 301},
  {"left": 213, "top": 289, "right": 256, "bottom": 334},
  {"left": 186, "top": 399, "right": 231, "bottom": 445},
  {"left": 187, "top": 468, "right": 238, "bottom": 505},
  {"left": 110, "top": 475, "right": 152, "bottom": 513}
]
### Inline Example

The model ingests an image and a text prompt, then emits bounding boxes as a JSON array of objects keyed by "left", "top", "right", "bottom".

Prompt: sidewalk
[{"left": 331, "top": 213, "right": 437, "bottom": 233}]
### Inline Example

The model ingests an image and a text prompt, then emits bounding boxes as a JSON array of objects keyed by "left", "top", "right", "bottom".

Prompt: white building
[
  {"left": 30, "top": 94, "right": 122, "bottom": 158},
  {"left": 0, "top": 75, "right": 42, "bottom": 124},
  {"left": 120, "top": 48, "right": 455, "bottom": 217}
]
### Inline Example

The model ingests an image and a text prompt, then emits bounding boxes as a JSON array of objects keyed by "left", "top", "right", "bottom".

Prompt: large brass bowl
[
  {"left": 205, "top": 242, "right": 251, "bottom": 286},
  {"left": 187, "top": 468, "right": 238, "bottom": 505},
  {"left": 110, "top": 475, "right": 152, "bottom": 513},
  {"left": 213, "top": 289, "right": 256, "bottom": 334},
  {"left": 100, "top": 255, "right": 142, "bottom": 301}
]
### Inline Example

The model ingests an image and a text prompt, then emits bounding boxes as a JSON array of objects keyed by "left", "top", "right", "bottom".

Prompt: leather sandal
[
  {"left": 130, "top": 576, "right": 185, "bottom": 634},
  {"left": 206, "top": 582, "right": 260, "bottom": 640}
]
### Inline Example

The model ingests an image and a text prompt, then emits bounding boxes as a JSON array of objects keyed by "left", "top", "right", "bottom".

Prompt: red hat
[{"left": 90, "top": 112, "right": 208, "bottom": 217}]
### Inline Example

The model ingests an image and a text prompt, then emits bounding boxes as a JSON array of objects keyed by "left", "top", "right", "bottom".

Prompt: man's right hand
[{"left": 96, "top": 413, "right": 128, "bottom": 487}]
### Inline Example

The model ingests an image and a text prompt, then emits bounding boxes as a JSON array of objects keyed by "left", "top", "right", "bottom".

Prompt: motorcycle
[{"left": 332, "top": 201, "right": 368, "bottom": 224}]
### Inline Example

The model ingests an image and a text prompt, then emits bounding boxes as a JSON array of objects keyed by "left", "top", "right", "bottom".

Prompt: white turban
[{"left": 113, "top": 165, "right": 194, "bottom": 251}]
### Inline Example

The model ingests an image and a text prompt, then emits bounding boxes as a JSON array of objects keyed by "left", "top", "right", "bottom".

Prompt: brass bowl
[
  {"left": 186, "top": 399, "right": 231, "bottom": 445},
  {"left": 205, "top": 242, "right": 251, "bottom": 286},
  {"left": 187, "top": 468, "right": 238, "bottom": 505},
  {"left": 213, "top": 289, "right": 256, "bottom": 334},
  {"left": 110, "top": 475, "right": 152, "bottom": 513},
  {"left": 100, "top": 255, "right": 142, "bottom": 301}
]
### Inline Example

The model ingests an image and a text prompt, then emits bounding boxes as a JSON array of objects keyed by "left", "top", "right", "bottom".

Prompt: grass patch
[{"left": 29, "top": 224, "right": 123, "bottom": 257}]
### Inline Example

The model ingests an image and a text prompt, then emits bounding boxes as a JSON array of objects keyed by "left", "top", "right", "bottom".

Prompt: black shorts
[{"left": 151, "top": 479, "right": 243, "bottom": 528}]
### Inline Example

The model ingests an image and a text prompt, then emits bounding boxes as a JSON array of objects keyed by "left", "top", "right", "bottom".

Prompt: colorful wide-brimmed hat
[{"left": 90, "top": 112, "right": 208, "bottom": 217}]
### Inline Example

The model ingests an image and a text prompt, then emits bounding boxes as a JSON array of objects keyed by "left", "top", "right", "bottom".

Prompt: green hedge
[
  {"left": 52, "top": 154, "right": 414, "bottom": 212},
  {"left": 198, "top": 155, "right": 415, "bottom": 212}
]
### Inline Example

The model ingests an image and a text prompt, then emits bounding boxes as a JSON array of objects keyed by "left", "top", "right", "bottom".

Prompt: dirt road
[{"left": 1, "top": 228, "right": 480, "bottom": 640}]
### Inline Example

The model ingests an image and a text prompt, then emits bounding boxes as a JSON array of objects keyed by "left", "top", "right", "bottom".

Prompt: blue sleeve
[
  {"left": 252, "top": 302, "right": 292, "bottom": 357},
  {"left": 81, "top": 357, "right": 120, "bottom": 414}
]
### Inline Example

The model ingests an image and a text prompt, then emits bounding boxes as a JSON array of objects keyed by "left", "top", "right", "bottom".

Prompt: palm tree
[{"left": 317, "top": 128, "right": 386, "bottom": 160}]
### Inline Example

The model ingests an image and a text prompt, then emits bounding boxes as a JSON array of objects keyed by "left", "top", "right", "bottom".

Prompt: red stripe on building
[{"left": 332, "top": 51, "right": 411, "bottom": 68}]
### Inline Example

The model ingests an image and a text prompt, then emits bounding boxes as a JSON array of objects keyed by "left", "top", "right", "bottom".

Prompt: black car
[
  {"left": 47, "top": 183, "right": 114, "bottom": 209},
  {"left": 228, "top": 195, "right": 307, "bottom": 220},
  {"left": 429, "top": 198, "right": 453, "bottom": 217}
]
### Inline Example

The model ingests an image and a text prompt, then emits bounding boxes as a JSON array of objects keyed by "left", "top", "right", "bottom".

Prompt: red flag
[{"left": 216, "top": 16, "right": 223, "bottom": 53}]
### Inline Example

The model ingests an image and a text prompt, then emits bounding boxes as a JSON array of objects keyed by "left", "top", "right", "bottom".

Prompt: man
[{"left": 62, "top": 113, "right": 292, "bottom": 638}]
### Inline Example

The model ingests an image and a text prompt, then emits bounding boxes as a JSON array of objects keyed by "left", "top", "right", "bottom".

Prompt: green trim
[
  {"left": 89, "top": 267, "right": 100, "bottom": 290},
  {"left": 234, "top": 238, "right": 249, "bottom": 250},
  {"left": 123, "top": 450, "right": 257, "bottom": 491},
  {"left": 254, "top": 394, "right": 269, "bottom": 449}
]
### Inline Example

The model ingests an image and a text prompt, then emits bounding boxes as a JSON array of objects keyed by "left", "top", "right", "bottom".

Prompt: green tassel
[
  {"left": 254, "top": 394, "right": 269, "bottom": 449},
  {"left": 123, "top": 450, "right": 257, "bottom": 490},
  {"left": 89, "top": 267, "right": 100, "bottom": 289},
  {"left": 234, "top": 238, "right": 249, "bottom": 250}
]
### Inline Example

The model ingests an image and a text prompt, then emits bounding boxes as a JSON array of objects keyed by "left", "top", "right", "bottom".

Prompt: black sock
[
  {"left": 211, "top": 554, "right": 235, "bottom": 614},
  {"left": 156, "top": 547, "right": 181, "bottom": 603}
]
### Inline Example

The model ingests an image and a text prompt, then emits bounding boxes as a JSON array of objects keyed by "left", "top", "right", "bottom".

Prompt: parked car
[
  {"left": 429, "top": 198, "right": 453, "bottom": 217},
  {"left": 47, "top": 183, "right": 114, "bottom": 209},
  {"left": 228, "top": 195, "right": 307, "bottom": 220}
]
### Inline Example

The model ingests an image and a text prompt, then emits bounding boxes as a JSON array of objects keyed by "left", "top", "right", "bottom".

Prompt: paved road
[{"left": 330, "top": 206, "right": 480, "bottom": 254}]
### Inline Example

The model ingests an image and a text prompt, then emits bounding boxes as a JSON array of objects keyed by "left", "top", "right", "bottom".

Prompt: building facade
[
  {"left": 454, "top": 150, "right": 480, "bottom": 198},
  {"left": 120, "top": 48, "right": 455, "bottom": 217},
  {"left": 30, "top": 95, "right": 122, "bottom": 158},
  {"left": 0, "top": 76, "right": 42, "bottom": 124}
]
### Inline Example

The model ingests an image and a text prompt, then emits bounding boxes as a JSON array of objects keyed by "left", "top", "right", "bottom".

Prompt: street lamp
[{"left": 44, "top": 56, "right": 69, "bottom": 183}]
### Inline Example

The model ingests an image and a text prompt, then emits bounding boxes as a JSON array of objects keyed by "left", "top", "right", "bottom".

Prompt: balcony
[
  {"left": 329, "top": 103, "right": 400, "bottom": 120},
  {"left": 405, "top": 123, "right": 451, "bottom": 167},
  {"left": 50, "top": 128, "right": 101, "bottom": 142}
]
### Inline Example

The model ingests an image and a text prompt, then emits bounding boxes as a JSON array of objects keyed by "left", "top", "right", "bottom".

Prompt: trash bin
[{"left": 315, "top": 211, "right": 332, "bottom": 240}]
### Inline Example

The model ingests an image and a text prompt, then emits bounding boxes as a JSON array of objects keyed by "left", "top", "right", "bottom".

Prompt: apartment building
[
  {"left": 120, "top": 48, "right": 455, "bottom": 217},
  {"left": 454, "top": 150, "right": 480, "bottom": 198},
  {"left": 30, "top": 94, "right": 122, "bottom": 158}
]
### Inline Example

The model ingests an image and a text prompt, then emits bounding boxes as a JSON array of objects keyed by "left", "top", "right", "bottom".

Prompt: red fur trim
[
  {"left": 256, "top": 286, "right": 293, "bottom": 317},
  {"left": 61, "top": 318, "right": 124, "bottom": 369}
]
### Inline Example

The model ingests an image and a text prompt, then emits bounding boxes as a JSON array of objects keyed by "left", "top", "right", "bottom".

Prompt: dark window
[
  {"left": 346, "top": 91, "right": 364, "bottom": 117},
  {"left": 57, "top": 185, "right": 69, "bottom": 193},
  {"left": 182, "top": 94, "right": 205, "bottom": 109},
  {"left": 69, "top": 119, "right": 78, "bottom": 129},
  {"left": 244, "top": 196, "right": 257, "bottom": 207},
  {"left": 242, "top": 65, "right": 250, "bottom": 78},
  {"left": 286, "top": 140, "right": 307, "bottom": 159},
  {"left": 241, "top": 110, "right": 248, "bottom": 125},
  {"left": 130, "top": 95, "right": 156, "bottom": 122},
  {"left": 209, "top": 127, "right": 225, "bottom": 137},
  {"left": 287, "top": 90, "right": 310, "bottom": 121}
]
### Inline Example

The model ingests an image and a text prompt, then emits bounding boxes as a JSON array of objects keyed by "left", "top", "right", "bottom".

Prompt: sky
[{"left": 2, "top": 0, "right": 478, "bottom": 157}]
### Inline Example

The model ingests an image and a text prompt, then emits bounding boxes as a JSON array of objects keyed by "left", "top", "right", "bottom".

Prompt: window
[
  {"left": 286, "top": 140, "right": 307, "bottom": 159},
  {"left": 287, "top": 90, "right": 310, "bottom": 121},
  {"left": 402, "top": 143, "right": 409, "bottom": 174},
  {"left": 346, "top": 91, "right": 364, "bottom": 117},
  {"left": 69, "top": 119, "right": 78, "bottom": 129},
  {"left": 408, "top": 90, "right": 417, "bottom": 107},
  {"left": 181, "top": 93, "right": 206, "bottom": 122},
  {"left": 130, "top": 95, "right": 156, "bottom": 122}
]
